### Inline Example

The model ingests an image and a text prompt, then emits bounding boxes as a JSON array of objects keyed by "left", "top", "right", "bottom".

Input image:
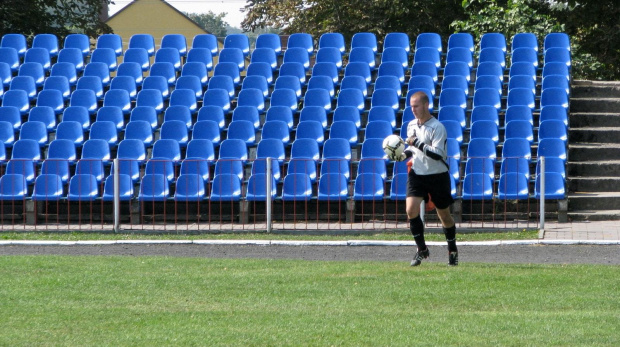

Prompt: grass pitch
[{"left": 0, "top": 256, "right": 618, "bottom": 346}]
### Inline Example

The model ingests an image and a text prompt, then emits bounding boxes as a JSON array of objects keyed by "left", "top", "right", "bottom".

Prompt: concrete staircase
[{"left": 567, "top": 80, "right": 620, "bottom": 221}]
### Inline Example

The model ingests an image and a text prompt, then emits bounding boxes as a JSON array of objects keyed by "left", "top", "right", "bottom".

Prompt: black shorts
[{"left": 406, "top": 170, "right": 454, "bottom": 209}]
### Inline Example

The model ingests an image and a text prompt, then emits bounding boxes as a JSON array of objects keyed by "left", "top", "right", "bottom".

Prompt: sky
[{"left": 108, "top": 0, "right": 248, "bottom": 28}]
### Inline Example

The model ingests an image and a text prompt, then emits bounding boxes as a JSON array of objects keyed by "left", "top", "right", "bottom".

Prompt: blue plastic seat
[
  {"left": 439, "top": 88, "right": 467, "bottom": 111},
  {"left": 504, "top": 120, "right": 534, "bottom": 144},
  {"left": 441, "top": 120, "right": 464, "bottom": 145},
  {"left": 511, "top": 47, "right": 539, "bottom": 68},
  {"left": 536, "top": 156, "right": 565, "bottom": 179},
  {"left": 161, "top": 34, "right": 187, "bottom": 57},
  {"left": 448, "top": 32, "right": 474, "bottom": 53},
  {"left": 381, "top": 47, "right": 409, "bottom": 71},
  {"left": 191, "top": 120, "right": 221, "bottom": 145},
  {"left": 542, "top": 62, "right": 570, "bottom": 81},
  {"left": 464, "top": 157, "right": 496, "bottom": 180},
  {"left": 283, "top": 47, "right": 311, "bottom": 70},
  {"left": 308, "top": 75, "right": 336, "bottom": 99},
  {"left": 359, "top": 139, "right": 385, "bottom": 162},
  {"left": 213, "top": 62, "right": 241, "bottom": 87},
  {"left": 160, "top": 120, "right": 189, "bottom": 147},
  {"left": 24, "top": 47, "right": 51, "bottom": 72},
  {"left": 218, "top": 139, "right": 248, "bottom": 163},
  {"left": 208, "top": 75, "right": 235, "bottom": 100},
  {"left": 103, "top": 89, "right": 132, "bottom": 116},
  {"left": 96, "top": 106, "right": 125, "bottom": 130},
  {"left": 504, "top": 105, "right": 533, "bottom": 126},
  {"left": 316, "top": 47, "right": 343, "bottom": 70},
  {"left": 32, "top": 174, "right": 64, "bottom": 201},
  {"left": 542, "top": 74, "right": 570, "bottom": 96},
  {"left": 129, "top": 34, "right": 156, "bottom": 56},
  {"left": 473, "top": 88, "right": 502, "bottom": 111},
  {"left": 329, "top": 120, "right": 359, "bottom": 144},
  {"left": 502, "top": 138, "right": 532, "bottom": 160},
  {"left": 0, "top": 47, "right": 20, "bottom": 73},
  {"left": 295, "top": 120, "right": 325, "bottom": 146},
  {"left": 261, "top": 121, "right": 290, "bottom": 144},
  {"left": 468, "top": 106, "right": 498, "bottom": 127},
  {"left": 19, "top": 121, "right": 48, "bottom": 147},
  {"left": 5, "top": 158, "right": 35, "bottom": 184},
  {"left": 149, "top": 62, "right": 176, "bottom": 86},
  {"left": 462, "top": 173, "right": 494, "bottom": 200},
  {"left": 40, "top": 159, "right": 70, "bottom": 183},
  {"left": 0, "top": 62, "right": 10, "bottom": 87},
  {"left": 353, "top": 172, "right": 384, "bottom": 201},
  {"left": 110, "top": 75, "right": 138, "bottom": 101},
  {"left": 478, "top": 47, "right": 506, "bottom": 70},
  {"left": 219, "top": 47, "right": 245, "bottom": 71},
  {"left": 130, "top": 106, "right": 158, "bottom": 130},
  {"left": 305, "top": 88, "right": 333, "bottom": 112},
  {"left": 246, "top": 62, "right": 273, "bottom": 85},
  {"left": 349, "top": 47, "right": 376, "bottom": 70},
  {"left": 91, "top": 48, "right": 118, "bottom": 71},
  {"left": 117, "top": 62, "right": 144, "bottom": 86},
  {"left": 509, "top": 62, "right": 536, "bottom": 82},
  {"left": 291, "top": 138, "right": 320, "bottom": 161},
  {"left": 124, "top": 47, "right": 150, "bottom": 71},
  {"left": 75, "top": 159, "right": 105, "bottom": 182},
  {"left": 231, "top": 106, "right": 260, "bottom": 130},
  {"left": 512, "top": 33, "right": 538, "bottom": 52},
  {"left": 81, "top": 139, "right": 111, "bottom": 162},
  {"left": 336, "top": 88, "right": 365, "bottom": 114},
  {"left": 169, "top": 88, "right": 198, "bottom": 114},
  {"left": 102, "top": 174, "right": 134, "bottom": 201},
  {"left": 467, "top": 138, "right": 497, "bottom": 160},
  {"left": 389, "top": 172, "right": 408, "bottom": 200},
  {"left": 210, "top": 173, "right": 242, "bottom": 201},
  {"left": 371, "top": 88, "right": 400, "bottom": 112},
  {"left": 384, "top": 32, "right": 410, "bottom": 53},
  {"left": 279, "top": 62, "right": 306, "bottom": 86},
  {"left": 1, "top": 34, "right": 27, "bottom": 59},
  {"left": 319, "top": 33, "right": 345, "bottom": 55},
  {"left": 145, "top": 158, "right": 176, "bottom": 182},
  {"left": 311, "top": 62, "right": 339, "bottom": 86},
  {"left": 446, "top": 47, "right": 473, "bottom": 70},
  {"left": 285, "top": 158, "right": 315, "bottom": 183},
  {"left": 251, "top": 47, "right": 278, "bottom": 71},
  {"left": 151, "top": 139, "right": 182, "bottom": 162},
  {"left": 9, "top": 76, "right": 37, "bottom": 101},
  {"left": 192, "top": 34, "right": 219, "bottom": 56},
  {"left": 181, "top": 62, "right": 209, "bottom": 89},
  {"left": 500, "top": 157, "right": 531, "bottom": 179},
  {"left": 410, "top": 61, "right": 438, "bottom": 83},
  {"left": 256, "top": 33, "right": 282, "bottom": 55},
  {"left": 298, "top": 106, "right": 328, "bottom": 129},
  {"left": 352, "top": 32, "right": 378, "bottom": 53},
  {"left": 470, "top": 120, "right": 499, "bottom": 145},
  {"left": 317, "top": 173, "right": 349, "bottom": 201},
  {"left": 332, "top": 106, "right": 361, "bottom": 129},
  {"left": 344, "top": 62, "right": 372, "bottom": 85},
  {"left": 367, "top": 106, "right": 396, "bottom": 129},
  {"left": 197, "top": 106, "right": 226, "bottom": 130},
  {"left": 476, "top": 61, "right": 504, "bottom": 82},
  {"left": 274, "top": 75, "right": 302, "bottom": 99},
  {"left": 255, "top": 138, "right": 286, "bottom": 164},
  {"left": 265, "top": 106, "right": 294, "bottom": 130},
  {"left": 507, "top": 74, "right": 536, "bottom": 95},
  {"left": 0, "top": 106, "right": 22, "bottom": 131},
  {"left": 539, "top": 105, "right": 568, "bottom": 128},
  {"left": 174, "top": 174, "right": 206, "bottom": 201},
  {"left": 0, "top": 173, "right": 28, "bottom": 200},
  {"left": 270, "top": 89, "right": 299, "bottom": 113},
  {"left": 30, "top": 34, "right": 57, "bottom": 61},
  {"left": 281, "top": 173, "right": 313, "bottom": 201},
  {"left": 83, "top": 62, "right": 111, "bottom": 87},
  {"left": 61, "top": 106, "right": 90, "bottom": 130},
  {"left": 57, "top": 48, "right": 85, "bottom": 73},
  {"left": 226, "top": 120, "right": 256, "bottom": 145},
  {"left": 242, "top": 75, "right": 269, "bottom": 99},
  {"left": 358, "top": 158, "right": 387, "bottom": 179},
  {"left": 54, "top": 121, "right": 84, "bottom": 148},
  {"left": 223, "top": 34, "right": 250, "bottom": 56},
  {"left": 441, "top": 75, "right": 469, "bottom": 96},
  {"left": 437, "top": 106, "right": 466, "bottom": 129},
  {"left": 180, "top": 159, "right": 210, "bottom": 182},
  {"left": 124, "top": 120, "right": 153, "bottom": 147},
  {"left": 214, "top": 159, "right": 244, "bottom": 181},
  {"left": 287, "top": 33, "right": 314, "bottom": 56},
  {"left": 44, "top": 75, "right": 71, "bottom": 101},
  {"left": 540, "top": 87, "right": 569, "bottom": 110},
  {"left": 136, "top": 89, "right": 165, "bottom": 114},
  {"left": 138, "top": 76, "right": 167, "bottom": 102},
  {"left": 535, "top": 172, "right": 565, "bottom": 199},
  {"left": 96, "top": 34, "right": 123, "bottom": 56},
  {"left": 443, "top": 61, "right": 471, "bottom": 82},
  {"left": 507, "top": 87, "right": 535, "bottom": 111},
  {"left": 185, "top": 139, "right": 215, "bottom": 162},
  {"left": 537, "top": 138, "right": 567, "bottom": 162},
  {"left": 35, "top": 89, "right": 63, "bottom": 115},
  {"left": 26, "top": 107, "right": 54, "bottom": 134},
  {"left": 544, "top": 33, "right": 570, "bottom": 52},
  {"left": 18, "top": 62, "right": 45, "bottom": 88},
  {"left": 0, "top": 120, "right": 15, "bottom": 147},
  {"left": 415, "top": 33, "right": 442, "bottom": 53},
  {"left": 138, "top": 173, "right": 170, "bottom": 201},
  {"left": 246, "top": 173, "right": 277, "bottom": 201},
  {"left": 408, "top": 75, "right": 436, "bottom": 97},
  {"left": 117, "top": 139, "right": 147, "bottom": 163},
  {"left": 236, "top": 88, "right": 265, "bottom": 113},
  {"left": 375, "top": 75, "right": 403, "bottom": 96},
  {"left": 320, "top": 158, "right": 350, "bottom": 179},
  {"left": 497, "top": 172, "right": 529, "bottom": 200}
]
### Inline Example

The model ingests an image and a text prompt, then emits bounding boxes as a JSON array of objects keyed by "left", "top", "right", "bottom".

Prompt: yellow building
[{"left": 105, "top": 0, "right": 216, "bottom": 51}]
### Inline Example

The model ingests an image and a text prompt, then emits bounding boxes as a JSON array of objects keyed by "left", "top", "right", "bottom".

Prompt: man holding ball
[{"left": 393, "top": 91, "right": 458, "bottom": 266}]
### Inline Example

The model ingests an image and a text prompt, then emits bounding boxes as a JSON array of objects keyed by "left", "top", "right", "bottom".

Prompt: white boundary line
[{"left": 0, "top": 240, "right": 619, "bottom": 246}]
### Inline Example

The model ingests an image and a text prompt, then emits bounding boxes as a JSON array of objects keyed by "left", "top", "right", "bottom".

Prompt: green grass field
[{"left": 1, "top": 256, "right": 618, "bottom": 346}]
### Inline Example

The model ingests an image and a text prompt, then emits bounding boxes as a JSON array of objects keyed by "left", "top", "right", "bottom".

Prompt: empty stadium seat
[
  {"left": 281, "top": 173, "right": 313, "bottom": 201},
  {"left": 67, "top": 173, "right": 99, "bottom": 201},
  {"left": 138, "top": 173, "right": 170, "bottom": 201},
  {"left": 32, "top": 174, "right": 64, "bottom": 201}
]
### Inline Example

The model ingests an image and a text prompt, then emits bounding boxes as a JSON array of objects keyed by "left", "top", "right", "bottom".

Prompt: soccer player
[{"left": 397, "top": 91, "right": 458, "bottom": 266}]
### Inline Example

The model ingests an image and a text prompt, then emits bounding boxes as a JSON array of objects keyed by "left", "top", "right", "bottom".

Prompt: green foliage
[
  {"left": 185, "top": 11, "right": 229, "bottom": 38},
  {"left": 0, "top": 0, "right": 112, "bottom": 40}
]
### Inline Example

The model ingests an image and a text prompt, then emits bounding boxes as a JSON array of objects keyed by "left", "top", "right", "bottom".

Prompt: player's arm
[{"left": 407, "top": 128, "right": 447, "bottom": 161}]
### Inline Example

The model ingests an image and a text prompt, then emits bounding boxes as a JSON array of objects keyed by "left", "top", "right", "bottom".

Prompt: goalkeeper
[{"left": 391, "top": 91, "right": 458, "bottom": 266}]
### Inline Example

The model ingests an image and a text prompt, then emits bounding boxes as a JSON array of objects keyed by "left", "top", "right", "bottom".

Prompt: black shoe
[
  {"left": 448, "top": 251, "right": 459, "bottom": 266},
  {"left": 410, "top": 248, "right": 430, "bottom": 266}
]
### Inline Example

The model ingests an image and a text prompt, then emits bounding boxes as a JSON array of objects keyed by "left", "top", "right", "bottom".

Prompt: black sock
[
  {"left": 444, "top": 225, "right": 457, "bottom": 252},
  {"left": 409, "top": 216, "right": 426, "bottom": 250}
]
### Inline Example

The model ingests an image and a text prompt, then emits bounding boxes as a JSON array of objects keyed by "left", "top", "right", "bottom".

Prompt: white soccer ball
[{"left": 382, "top": 134, "right": 406, "bottom": 159}]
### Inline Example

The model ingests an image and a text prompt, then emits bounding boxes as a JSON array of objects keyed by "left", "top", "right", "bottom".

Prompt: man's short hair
[{"left": 410, "top": 91, "right": 429, "bottom": 105}]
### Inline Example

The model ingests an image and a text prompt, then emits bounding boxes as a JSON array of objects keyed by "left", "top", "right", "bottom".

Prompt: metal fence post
[
  {"left": 113, "top": 158, "right": 120, "bottom": 233},
  {"left": 266, "top": 157, "right": 273, "bottom": 233},
  {"left": 539, "top": 156, "right": 545, "bottom": 231}
]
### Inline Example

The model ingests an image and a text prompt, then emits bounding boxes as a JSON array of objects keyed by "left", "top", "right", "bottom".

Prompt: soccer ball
[{"left": 382, "top": 135, "right": 406, "bottom": 160}]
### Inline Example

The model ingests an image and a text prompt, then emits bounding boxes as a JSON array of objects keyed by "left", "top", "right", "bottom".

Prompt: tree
[
  {"left": 0, "top": 0, "right": 112, "bottom": 40},
  {"left": 185, "top": 11, "right": 229, "bottom": 38},
  {"left": 241, "top": 0, "right": 464, "bottom": 46}
]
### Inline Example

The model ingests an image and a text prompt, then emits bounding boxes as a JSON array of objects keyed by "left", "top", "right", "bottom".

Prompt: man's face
[{"left": 410, "top": 96, "right": 427, "bottom": 119}]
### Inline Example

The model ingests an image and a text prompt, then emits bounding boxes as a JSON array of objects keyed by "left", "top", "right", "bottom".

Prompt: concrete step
[
  {"left": 569, "top": 113, "right": 620, "bottom": 128},
  {"left": 569, "top": 98, "right": 620, "bottom": 113},
  {"left": 571, "top": 80, "right": 620, "bottom": 98},
  {"left": 568, "top": 192, "right": 620, "bottom": 211},
  {"left": 568, "top": 177, "right": 620, "bottom": 192},
  {"left": 567, "top": 210, "right": 620, "bottom": 221},
  {"left": 568, "top": 160, "right": 620, "bottom": 176},
  {"left": 568, "top": 143, "right": 620, "bottom": 161},
  {"left": 569, "top": 127, "right": 620, "bottom": 143}
]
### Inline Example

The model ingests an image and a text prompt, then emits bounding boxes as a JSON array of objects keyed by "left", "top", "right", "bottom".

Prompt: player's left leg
[{"left": 436, "top": 207, "right": 458, "bottom": 266}]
